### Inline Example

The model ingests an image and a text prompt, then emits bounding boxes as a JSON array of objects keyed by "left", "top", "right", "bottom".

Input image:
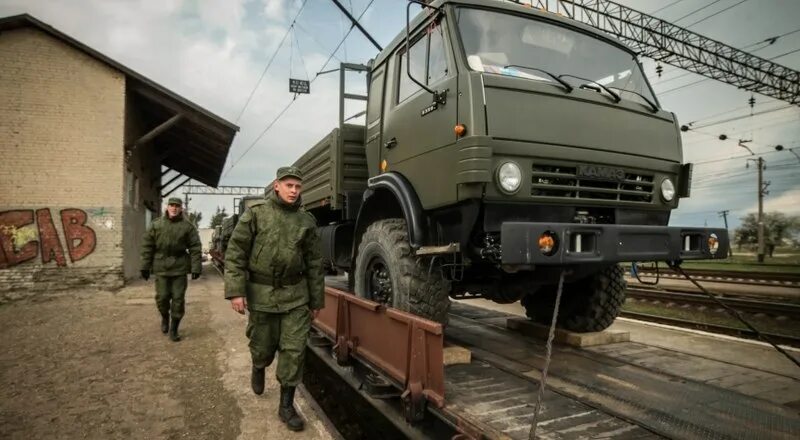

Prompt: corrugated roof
[{"left": 0, "top": 13, "right": 239, "bottom": 187}]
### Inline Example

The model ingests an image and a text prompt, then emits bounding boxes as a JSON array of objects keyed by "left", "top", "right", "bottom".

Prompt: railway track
[
  {"left": 313, "top": 280, "right": 800, "bottom": 439},
  {"left": 634, "top": 267, "right": 800, "bottom": 287},
  {"left": 620, "top": 310, "right": 800, "bottom": 347},
  {"left": 626, "top": 287, "right": 800, "bottom": 319}
]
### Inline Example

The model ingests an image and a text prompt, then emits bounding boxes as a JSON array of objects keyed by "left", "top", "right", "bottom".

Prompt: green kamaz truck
[{"left": 292, "top": 0, "right": 729, "bottom": 331}]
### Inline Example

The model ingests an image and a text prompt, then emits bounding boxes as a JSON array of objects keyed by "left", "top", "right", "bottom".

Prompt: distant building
[{"left": 0, "top": 14, "right": 238, "bottom": 298}]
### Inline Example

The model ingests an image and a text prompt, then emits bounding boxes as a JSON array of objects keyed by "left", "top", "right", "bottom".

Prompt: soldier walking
[
  {"left": 224, "top": 166, "right": 324, "bottom": 432},
  {"left": 140, "top": 197, "right": 202, "bottom": 342}
]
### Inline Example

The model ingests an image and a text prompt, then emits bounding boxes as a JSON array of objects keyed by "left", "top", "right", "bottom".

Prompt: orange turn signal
[
  {"left": 380, "top": 159, "right": 388, "bottom": 173},
  {"left": 454, "top": 123, "right": 467, "bottom": 137},
  {"left": 538, "top": 232, "right": 557, "bottom": 256}
]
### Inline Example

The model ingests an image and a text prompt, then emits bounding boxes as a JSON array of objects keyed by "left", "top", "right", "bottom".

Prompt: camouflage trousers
[
  {"left": 155, "top": 275, "right": 187, "bottom": 319},
  {"left": 246, "top": 306, "right": 311, "bottom": 387}
]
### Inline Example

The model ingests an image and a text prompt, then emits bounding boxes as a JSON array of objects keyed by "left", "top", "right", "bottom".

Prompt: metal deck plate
[{"left": 447, "top": 302, "right": 800, "bottom": 440}]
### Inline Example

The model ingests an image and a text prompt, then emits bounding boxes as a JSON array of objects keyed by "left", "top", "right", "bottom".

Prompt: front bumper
[{"left": 501, "top": 222, "right": 729, "bottom": 265}]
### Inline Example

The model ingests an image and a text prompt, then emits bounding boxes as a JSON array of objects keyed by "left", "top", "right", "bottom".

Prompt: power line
[
  {"left": 651, "top": 0, "right": 688, "bottom": 15},
  {"left": 687, "top": 105, "right": 794, "bottom": 130},
  {"left": 684, "top": 0, "right": 751, "bottom": 28},
  {"left": 771, "top": 47, "right": 800, "bottom": 60},
  {"left": 672, "top": 0, "right": 726, "bottom": 24},
  {"left": 294, "top": 22, "right": 343, "bottom": 64},
  {"left": 235, "top": 0, "right": 310, "bottom": 123},
  {"left": 223, "top": 0, "right": 378, "bottom": 178}
]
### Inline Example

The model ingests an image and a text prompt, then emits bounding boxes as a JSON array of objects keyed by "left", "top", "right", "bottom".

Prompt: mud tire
[
  {"left": 521, "top": 265, "right": 626, "bottom": 332},
  {"left": 354, "top": 219, "right": 451, "bottom": 323}
]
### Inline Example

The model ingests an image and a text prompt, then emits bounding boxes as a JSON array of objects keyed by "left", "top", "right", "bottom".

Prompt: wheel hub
[{"left": 366, "top": 257, "right": 393, "bottom": 305}]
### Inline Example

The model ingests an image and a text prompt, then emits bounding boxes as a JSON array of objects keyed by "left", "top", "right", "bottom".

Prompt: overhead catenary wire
[
  {"left": 223, "top": 0, "right": 378, "bottom": 178},
  {"left": 683, "top": 0, "right": 751, "bottom": 28},
  {"left": 235, "top": 0, "right": 309, "bottom": 123},
  {"left": 672, "top": 0, "right": 726, "bottom": 24},
  {"left": 651, "top": 0, "right": 689, "bottom": 15}
]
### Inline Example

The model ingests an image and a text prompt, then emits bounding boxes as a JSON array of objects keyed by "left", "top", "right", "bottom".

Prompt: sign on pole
[{"left": 289, "top": 79, "right": 310, "bottom": 94}]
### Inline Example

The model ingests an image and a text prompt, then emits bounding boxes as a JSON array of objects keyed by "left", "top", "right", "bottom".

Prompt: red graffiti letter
[
  {"left": 0, "top": 210, "right": 38, "bottom": 269},
  {"left": 60, "top": 209, "right": 96, "bottom": 263},
  {"left": 36, "top": 209, "right": 67, "bottom": 267}
]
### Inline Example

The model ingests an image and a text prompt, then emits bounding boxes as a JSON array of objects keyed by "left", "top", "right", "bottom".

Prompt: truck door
[
  {"left": 365, "top": 64, "right": 386, "bottom": 177},
  {"left": 381, "top": 17, "right": 457, "bottom": 188}
]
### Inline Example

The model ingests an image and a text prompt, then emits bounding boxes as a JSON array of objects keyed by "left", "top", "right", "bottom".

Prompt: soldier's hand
[
  {"left": 231, "top": 297, "right": 247, "bottom": 315},
  {"left": 191, "top": 272, "right": 200, "bottom": 280},
  {"left": 141, "top": 270, "right": 150, "bottom": 281}
]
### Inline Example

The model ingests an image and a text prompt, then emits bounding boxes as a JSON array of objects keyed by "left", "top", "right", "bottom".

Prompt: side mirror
[{"left": 405, "top": 1, "right": 446, "bottom": 105}]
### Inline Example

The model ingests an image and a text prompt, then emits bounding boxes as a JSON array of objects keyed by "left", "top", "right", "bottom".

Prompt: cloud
[
  {"left": 263, "top": 0, "right": 285, "bottom": 21},
  {"left": 759, "top": 188, "right": 800, "bottom": 215}
]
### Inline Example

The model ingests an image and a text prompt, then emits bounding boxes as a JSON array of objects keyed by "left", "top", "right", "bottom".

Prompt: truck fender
[{"left": 354, "top": 172, "right": 426, "bottom": 251}]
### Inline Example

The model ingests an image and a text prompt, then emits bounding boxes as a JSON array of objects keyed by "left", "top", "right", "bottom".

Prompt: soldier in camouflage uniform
[
  {"left": 224, "top": 166, "right": 324, "bottom": 432},
  {"left": 140, "top": 197, "right": 202, "bottom": 342}
]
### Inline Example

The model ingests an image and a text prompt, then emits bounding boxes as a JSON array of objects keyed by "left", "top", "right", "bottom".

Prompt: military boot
[
  {"left": 251, "top": 365, "right": 266, "bottom": 395},
  {"left": 278, "top": 386, "right": 304, "bottom": 431},
  {"left": 169, "top": 318, "right": 181, "bottom": 342},
  {"left": 160, "top": 313, "right": 169, "bottom": 334}
]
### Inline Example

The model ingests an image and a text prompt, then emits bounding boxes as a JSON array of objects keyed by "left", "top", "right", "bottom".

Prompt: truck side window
[
  {"left": 367, "top": 70, "right": 384, "bottom": 124},
  {"left": 397, "top": 35, "right": 426, "bottom": 103},
  {"left": 428, "top": 25, "right": 448, "bottom": 84}
]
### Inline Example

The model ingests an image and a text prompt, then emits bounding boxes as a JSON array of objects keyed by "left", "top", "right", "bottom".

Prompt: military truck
[
  {"left": 209, "top": 195, "right": 264, "bottom": 272},
  {"left": 292, "top": 0, "right": 728, "bottom": 331}
]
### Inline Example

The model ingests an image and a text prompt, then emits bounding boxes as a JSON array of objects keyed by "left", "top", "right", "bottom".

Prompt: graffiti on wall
[{"left": 0, "top": 208, "right": 97, "bottom": 269}]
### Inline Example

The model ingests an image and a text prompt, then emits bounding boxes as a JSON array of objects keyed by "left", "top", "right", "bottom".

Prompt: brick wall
[{"left": 0, "top": 27, "right": 126, "bottom": 298}]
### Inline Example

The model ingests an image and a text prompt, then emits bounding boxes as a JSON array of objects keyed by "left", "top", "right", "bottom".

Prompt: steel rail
[
  {"left": 620, "top": 311, "right": 800, "bottom": 347},
  {"left": 626, "top": 287, "right": 800, "bottom": 319}
]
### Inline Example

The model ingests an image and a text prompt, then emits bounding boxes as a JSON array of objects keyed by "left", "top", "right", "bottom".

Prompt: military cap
[
  {"left": 277, "top": 166, "right": 303, "bottom": 181},
  {"left": 167, "top": 197, "right": 183, "bottom": 206}
]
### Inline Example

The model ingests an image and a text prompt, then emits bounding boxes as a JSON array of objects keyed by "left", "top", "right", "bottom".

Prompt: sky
[{"left": 1, "top": 0, "right": 798, "bottom": 231}]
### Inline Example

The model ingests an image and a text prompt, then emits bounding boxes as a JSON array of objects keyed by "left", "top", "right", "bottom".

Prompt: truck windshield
[{"left": 456, "top": 7, "right": 657, "bottom": 108}]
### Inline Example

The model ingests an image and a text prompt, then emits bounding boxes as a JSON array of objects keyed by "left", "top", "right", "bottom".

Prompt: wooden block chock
[
  {"left": 443, "top": 344, "right": 472, "bottom": 366},
  {"left": 506, "top": 317, "right": 630, "bottom": 347}
]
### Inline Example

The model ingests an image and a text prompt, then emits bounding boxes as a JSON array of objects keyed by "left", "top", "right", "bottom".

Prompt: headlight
[
  {"left": 497, "top": 162, "right": 522, "bottom": 193},
  {"left": 661, "top": 178, "right": 675, "bottom": 202}
]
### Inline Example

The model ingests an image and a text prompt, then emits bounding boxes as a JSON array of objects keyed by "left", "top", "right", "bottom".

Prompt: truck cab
[{"left": 294, "top": 0, "right": 728, "bottom": 331}]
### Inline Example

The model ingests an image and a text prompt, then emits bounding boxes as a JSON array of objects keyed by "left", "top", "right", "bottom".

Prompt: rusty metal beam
[{"left": 313, "top": 286, "right": 445, "bottom": 420}]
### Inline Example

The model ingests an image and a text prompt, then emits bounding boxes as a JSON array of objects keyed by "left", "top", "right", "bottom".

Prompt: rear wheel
[
  {"left": 521, "top": 265, "right": 626, "bottom": 332},
  {"left": 354, "top": 219, "right": 451, "bottom": 323}
]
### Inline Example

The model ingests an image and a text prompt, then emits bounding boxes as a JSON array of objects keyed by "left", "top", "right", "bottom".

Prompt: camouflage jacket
[
  {"left": 140, "top": 214, "right": 202, "bottom": 276},
  {"left": 224, "top": 191, "right": 324, "bottom": 313}
]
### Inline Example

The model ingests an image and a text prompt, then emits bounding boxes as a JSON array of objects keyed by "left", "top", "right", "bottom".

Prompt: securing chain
[{"left": 528, "top": 270, "right": 566, "bottom": 439}]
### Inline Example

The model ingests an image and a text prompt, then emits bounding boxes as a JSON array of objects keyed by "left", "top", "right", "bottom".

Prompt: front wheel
[
  {"left": 354, "top": 219, "right": 451, "bottom": 323},
  {"left": 521, "top": 265, "right": 626, "bottom": 332}
]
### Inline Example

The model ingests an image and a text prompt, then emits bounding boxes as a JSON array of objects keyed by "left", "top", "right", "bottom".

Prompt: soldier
[
  {"left": 224, "top": 166, "right": 324, "bottom": 432},
  {"left": 140, "top": 197, "right": 202, "bottom": 342}
]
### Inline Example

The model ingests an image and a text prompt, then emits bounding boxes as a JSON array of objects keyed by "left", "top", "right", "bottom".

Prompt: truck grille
[{"left": 531, "top": 164, "right": 654, "bottom": 203}]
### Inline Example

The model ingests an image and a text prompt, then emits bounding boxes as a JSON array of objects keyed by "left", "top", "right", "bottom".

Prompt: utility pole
[
  {"left": 718, "top": 210, "right": 733, "bottom": 257},
  {"left": 755, "top": 157, "right": 770, "bottom": 263}
]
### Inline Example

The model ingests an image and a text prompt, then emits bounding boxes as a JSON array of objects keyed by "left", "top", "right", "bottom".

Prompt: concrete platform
[{"left": 506, "top": 317, "right": 630, "bottom": 347}]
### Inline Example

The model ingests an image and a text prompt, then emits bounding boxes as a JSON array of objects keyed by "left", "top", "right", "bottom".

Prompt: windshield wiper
[
  {"left": 608, "top": 87, "right": 660, "bottom": 113},
  {"left": 504, "top": 65, "right": 573, "bottom": 93},
  {"left": 558, "top": 74, "right": 620, "bottom": 103}
]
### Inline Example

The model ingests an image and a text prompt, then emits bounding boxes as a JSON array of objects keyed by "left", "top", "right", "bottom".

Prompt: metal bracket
[{"left": 416, "top": 242, "right": 460, "bottom": 256}]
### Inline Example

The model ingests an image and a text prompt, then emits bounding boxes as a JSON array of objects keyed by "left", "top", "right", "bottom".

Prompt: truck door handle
[{"left": 384, "top": 137, "right": 397, "bottom": 149}]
